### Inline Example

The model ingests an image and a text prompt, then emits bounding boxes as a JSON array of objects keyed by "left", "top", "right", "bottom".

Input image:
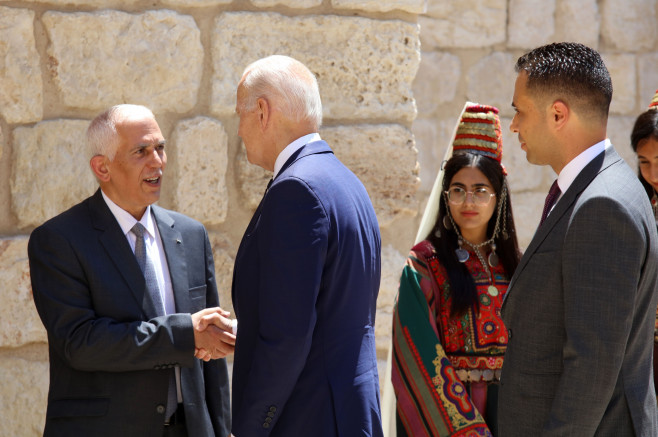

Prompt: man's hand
[{"left": 192, "top": 307, "right": 236, "bottom": 361}]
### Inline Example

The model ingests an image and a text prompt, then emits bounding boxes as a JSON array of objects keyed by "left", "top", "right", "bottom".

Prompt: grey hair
[
  {"left": 241, "top": 55, "right": 323, "bottom": 130},
  {"left": 86, "top": 104, "right": 155, "bottom": 161}
]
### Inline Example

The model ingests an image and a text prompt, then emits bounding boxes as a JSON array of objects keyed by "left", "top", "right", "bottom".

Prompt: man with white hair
[
  {"left": 229, "top": 55, "right": 384, "bottom": 436},
  {"left": 29, "top": 104, "right": 234, "bottom": 437}
]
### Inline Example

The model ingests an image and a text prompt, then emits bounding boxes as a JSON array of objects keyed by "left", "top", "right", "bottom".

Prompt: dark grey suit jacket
[
  {"left": 28, "top": 189, "right": 230, "bottom": 437},
  {"left": 499, "top": 147, "right": 658, "bottom": 436}
]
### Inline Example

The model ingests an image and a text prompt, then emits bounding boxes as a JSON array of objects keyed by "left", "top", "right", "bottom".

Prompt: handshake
[{"left": 192, "top": 307, "right": 237, "bottom": 361}]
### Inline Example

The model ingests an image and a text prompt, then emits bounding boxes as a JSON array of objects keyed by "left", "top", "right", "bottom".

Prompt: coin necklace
[{"left": 444, "top": 186, "right": 507, "bottom": 297}]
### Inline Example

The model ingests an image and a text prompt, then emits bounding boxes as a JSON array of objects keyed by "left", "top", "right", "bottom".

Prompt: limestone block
[
  {"left": 0, "top": 7, "right": 42, "bottom": 124},
  {"left": 0, "top": 237, "right": 46, "bottom": 348},
  {"left": 508, "top": 0, "right": 556, "bottom": 49},
  {"left": 162, "top": 0, "right": 233, "bottom": 6},
  {"left": 208, "top": 232, "right": 236, "bottom": 317},
  {"left": 466, "top": 52, "right": 516, "bottom": 118},
  {"left": 331, "top": 0, "right": 426, "bottom": 14},
  {"left": 42, "top": 10, "right": 202, "bottom": 113},
  {"left": 211, "top": 12, "right": 420, "bottom": 122},
  {"left": 414, "top": 51, "right": 461, "bottom": 115},
  {"left": 374, "top": 244, "right": 407, "bottom": 351},
  {"left": 510, "top": 191, "right": 547, "bottom": 250},
  {"left": 607, "top": 115, "right": 638, "bottom": 170},
  {"left": 638, "top": 53, "right": 658, "bottom": 111},
  {"left": 321, "top": 124, "right": 420, "bottom": 227},
  {"left": 413, "top": 119, "right": 439, "bottom": 194},
  {"left": 501, "top": 117, "right": 554, "bottom": 193},
  {"left": 251, "top": 0, "right": 322, "bottom": 7},
  {"left": 172, "top": 117, "right": 228, "bottom": 225},
  {"left": 0, "top": 124, "right": 4, "bottom": 162},
  {"left": 420, "top": 0, "right": 506, "bottom": 49},
  {"left": 603, "top": 54, "right": 636, "bottom": 115},
  {"left": 11, "top": 120, "right": 96, "bottom": 229},
  {"left": 554, "top": 0, "right": 600, "bottom": 49},
  {"left": 0, "top": 356, "right": 49, "bottom": 436},
  {"left": 235, "top": 145, "right": 272, "bottom": 212},
  {"left": 20, "top": 0, "right": 124, "bottom": 4},
  {"left": 601, "top": 0, "right": 657, "bottom": 51}
]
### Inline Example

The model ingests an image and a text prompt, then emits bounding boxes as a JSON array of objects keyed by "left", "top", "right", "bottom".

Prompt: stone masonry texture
[{"left": 1, "top": 1, "right": 657, "bottom": 435}]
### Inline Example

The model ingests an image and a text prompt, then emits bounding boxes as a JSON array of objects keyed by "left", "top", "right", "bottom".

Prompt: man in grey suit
[
  {"left": 29, "top": 104, "right": 235, "bottom": 436},
  {"left": 499, "top": 42, "right": 658, "bottom": 435}
]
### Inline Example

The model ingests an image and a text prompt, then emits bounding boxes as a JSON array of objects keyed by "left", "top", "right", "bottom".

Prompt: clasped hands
[{"left": 192, "top": 307, "right": 236, "bottom": 361}]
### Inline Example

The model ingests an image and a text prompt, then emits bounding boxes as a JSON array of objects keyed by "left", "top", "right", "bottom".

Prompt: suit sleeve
[
  {"left": 232, "top": 178, "right": 328, "bottom": 436},
  {"left": 28, "top": 224, "right": 196, "bottom": 373},
  {"left": 545, "top": 196, "right": 646, "bottom": 434}
]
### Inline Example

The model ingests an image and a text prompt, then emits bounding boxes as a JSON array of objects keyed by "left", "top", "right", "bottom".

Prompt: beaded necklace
[{"left": 444, "top": 185, "right": 508, "bottom": 296}]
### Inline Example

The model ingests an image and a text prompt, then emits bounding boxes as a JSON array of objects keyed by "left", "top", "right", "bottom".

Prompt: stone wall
[{"left": 0, "top": 0, "right": 657, "bottom": 435}]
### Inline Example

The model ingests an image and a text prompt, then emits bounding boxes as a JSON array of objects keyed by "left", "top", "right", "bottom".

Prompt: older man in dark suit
[
  {"left": 499, "top": 42, "right": 658, "bottom": 436},
  {"left": 29, "top": 104, "right": 234, "bottom": 437},
  {"left": 227, "top": 55, "right": 383, "bottom": 436}
]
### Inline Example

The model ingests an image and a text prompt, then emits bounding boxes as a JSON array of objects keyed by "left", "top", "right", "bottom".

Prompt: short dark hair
[
  {"left": 631, "top": 110, "right": 658, "bottom": 152},
  {"left": 631, "top": 109, "right": 658, "bottom": 198},
  {"left": 515, "top": 42, "right": 612, "bottom": 122}
]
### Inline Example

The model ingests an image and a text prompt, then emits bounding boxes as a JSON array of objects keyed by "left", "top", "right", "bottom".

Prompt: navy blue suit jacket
[
  {"left": 231, "top": 140, "right": 384, "bottom": 436},
  {"left": 28, "top": 189, "right": 231, "bottom": 437}
]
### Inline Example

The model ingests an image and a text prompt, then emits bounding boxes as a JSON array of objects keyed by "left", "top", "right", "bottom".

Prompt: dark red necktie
[{"left": 540, "top": 180, "right": 561, "bottom": 225}]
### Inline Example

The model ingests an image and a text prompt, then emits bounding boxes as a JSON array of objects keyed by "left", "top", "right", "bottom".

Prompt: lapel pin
[{"left": 176, "top": 239, "right": 182, "bottom": 244}]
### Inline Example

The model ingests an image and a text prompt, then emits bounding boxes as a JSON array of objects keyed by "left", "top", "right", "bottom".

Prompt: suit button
[
  {"left": 263, "top": 423, "right": 270, "bottom": 429},
  {"left": 156, "top": 404, "right": 166, "bottom": 415},
  {"left": 265, "top": 417, "right": 272, "bottom": 423},
  {"left": 267, "top": 412, "right": 274, "bottom": 418},
  {"left": 269, "top": 406, "right": 276, "bottom": 412}
]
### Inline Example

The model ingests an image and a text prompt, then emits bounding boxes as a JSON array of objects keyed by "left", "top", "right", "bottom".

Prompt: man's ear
[
  {"left": 90, "top": 155, "right": 110, "bottom": 182},
  {"left": 551, "top": 100, "right": 569, "bottom": 130},
  {"left": 257, "top": 97, "right": 270, "bottom": 130}
]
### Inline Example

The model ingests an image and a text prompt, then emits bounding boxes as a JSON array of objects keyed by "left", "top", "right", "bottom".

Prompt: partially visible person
[
  {"left": 630, "top": 89, "right": 658, "bottom": 399},
  {"left": 230, "top": 55, "right": 383, "bottom": 436},
  {"left": 392, "top": 103, "right": 521, "bottom": 437},
  {"left": 631, "top": 90, "right": 658, "bottom": 223},
  {"left": 500, "top": 42, "right": 658, "bottom": 435},
  {"left": 28, "top": 104, "right": 234, "bottom": 437}
]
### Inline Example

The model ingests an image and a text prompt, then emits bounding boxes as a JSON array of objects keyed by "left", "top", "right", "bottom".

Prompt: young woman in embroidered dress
[{"left": 392, "top": 103, "right": 521, "bottom": 437}]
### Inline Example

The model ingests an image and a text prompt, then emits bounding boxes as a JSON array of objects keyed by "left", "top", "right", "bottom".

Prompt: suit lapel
[
  {"left": 152, "top": 206, "right": 192, "bottom": 314},
  {"left": 89, "top": 190, "right": 155, "bottom": 318},
  {"left": 504, "top": 147, "right": 621, "bottom": 305}
]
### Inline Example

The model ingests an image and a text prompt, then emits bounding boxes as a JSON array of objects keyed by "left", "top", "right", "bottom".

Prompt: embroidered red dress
[{"left": 392, "top": 240, "right": 509, "bottom": 437}]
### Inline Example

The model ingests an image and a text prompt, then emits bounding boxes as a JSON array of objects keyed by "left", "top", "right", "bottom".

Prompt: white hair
[
  {"left": 86, "top": 104, "right": 155, "bottom": 161},
  {"left": 241, "top": 55, "right": 323, "bottom": 129}
]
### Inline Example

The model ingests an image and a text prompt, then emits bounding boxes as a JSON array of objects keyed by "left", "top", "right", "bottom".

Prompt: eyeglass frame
[{"left": 443, "top": 186, "right": 496, "bottom": 206}]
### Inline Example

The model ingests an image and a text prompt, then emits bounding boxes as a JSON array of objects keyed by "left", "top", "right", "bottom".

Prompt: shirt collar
[
  {"left": 273, "top": 133, "right": 321, "bottom": 179},
  {"left": 101, "top": 190, "right": 156, "bottom": 238},
  {"left": 557, "top": 138, "right": 610, "bottom": 194}
]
